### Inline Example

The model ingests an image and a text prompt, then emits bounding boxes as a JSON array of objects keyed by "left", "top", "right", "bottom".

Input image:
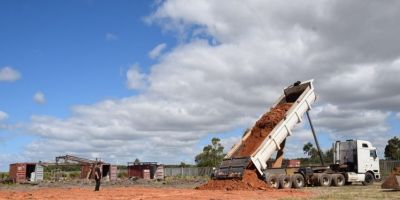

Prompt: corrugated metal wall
[
  {"left": 110, "top": 165, "right": 117, "bottom": 181},
  {"left": 9, "top": 163, "right": 26, "bottom": 183},
  {"left": 163, "top": 167, "right": 213, "bottom": 177},
  {"left": 380, "top": 160, "right": 400, "bottom": 177},
  {"left": 34, "top": 164, "right": 44, "bottom": 182}
]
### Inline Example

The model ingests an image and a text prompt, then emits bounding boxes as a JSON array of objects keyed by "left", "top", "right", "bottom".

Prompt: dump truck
[{"left": 214, "top": 80, "right": 381, "bottom": 188}]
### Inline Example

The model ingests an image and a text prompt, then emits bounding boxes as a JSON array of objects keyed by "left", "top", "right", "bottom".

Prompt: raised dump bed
[{"left": 215, "top": 80, "right": 316, "bottom": 179}]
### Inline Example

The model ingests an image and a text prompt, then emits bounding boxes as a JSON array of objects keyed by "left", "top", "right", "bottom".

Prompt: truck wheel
[
  {"left": 332, "top": 174, "right": 345, "bottom": 187},
  {"left": 318, "top": 174, "right": 331, "bottom": 187},
  {"left": 362, "top": 172, "right": 374, "bottom": 186},
  {"left": 278, "top": 175, "right": 292, "bottom": 189},
  {"left": 266, "top": 175, "right": 279, "bottom": 188},
  {"left": 291, "top": 174, "right": 305, "bottom": 188}
]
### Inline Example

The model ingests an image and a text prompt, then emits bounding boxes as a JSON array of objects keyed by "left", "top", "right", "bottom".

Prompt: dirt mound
[
  {"left": 235, "top": 103, "right": 293, "bottom": 157},
  {"left": 382, "top": 166, "right": 400, "bottom": 190},
  {"left": 196, "top": 169, "right": 269, "bottom": 191}
]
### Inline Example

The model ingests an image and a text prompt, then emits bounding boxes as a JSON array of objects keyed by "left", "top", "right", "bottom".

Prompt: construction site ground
[{"left": 0, "top": 178, "right": 399, "bottom": 200}]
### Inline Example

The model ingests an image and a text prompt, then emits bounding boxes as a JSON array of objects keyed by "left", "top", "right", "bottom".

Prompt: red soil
[
  {"left": 0, "top": 186, "right": 311, "bottom": 200},
  {"left": 235, "top": 103, "right": 293, "bottom": 157},
  {"left": 196, "top": 170, "right": 268, "bottom": 191}
]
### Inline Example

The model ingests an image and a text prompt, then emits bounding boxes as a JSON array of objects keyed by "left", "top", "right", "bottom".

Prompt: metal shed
[
  {"left": 9, "top": 163, "right": 44, "bottom": 183},
  {"left": 127, "top": 162, "right": 164, "bottom": 180}
]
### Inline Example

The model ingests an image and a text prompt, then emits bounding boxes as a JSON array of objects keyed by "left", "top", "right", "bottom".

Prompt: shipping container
[
  {"left": 266, "top": 159, "right": 301, "bottom": 168},
  {"left": 9, "top": 163, "right": 43, "bottom": 183},
  {"left": 286, "top": 159, "right": 301, "bottom": 167},
  {"left": 127, "top": 162, "right": 164, "bottom": 179}
]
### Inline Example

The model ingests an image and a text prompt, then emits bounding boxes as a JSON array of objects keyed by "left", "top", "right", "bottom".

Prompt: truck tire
[
  {"left": 291, "top": 174, "right": 305, "bottom": 189},
  {"left": 278, "top": 175, "right": 292, "bottom": 189},
  {"left": 318, "top": 173, "right": 331, "bottom": 187},
  {"left": 266, "top": 175, "right": 279, "bottom": 188},
  {"left": 332, "top": 174, "right": 345, "bottom": 187},
  {"left": 362, "top": 172, "right": 374, "bottom": 186}
]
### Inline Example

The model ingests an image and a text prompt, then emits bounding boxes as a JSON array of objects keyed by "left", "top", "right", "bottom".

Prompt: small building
[
  {"left": 9, "top": 163, "right": 44, "bottom": 183},
  {"left": 127, "top": 162, "right": 164, "bottom": 180}
]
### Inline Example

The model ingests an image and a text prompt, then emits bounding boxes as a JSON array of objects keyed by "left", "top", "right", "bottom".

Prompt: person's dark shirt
[{"left": 95, "top": 167, "right": 101, "bottom": 180}]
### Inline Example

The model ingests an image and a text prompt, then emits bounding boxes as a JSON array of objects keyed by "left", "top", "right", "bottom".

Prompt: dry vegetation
[{"left": 282, "top": 182, "right": 400, "bottom": 200}]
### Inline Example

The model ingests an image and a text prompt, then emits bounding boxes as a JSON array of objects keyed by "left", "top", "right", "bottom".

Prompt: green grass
[{"left": 280, "top": 183, "right": 400, "bottom": 200}]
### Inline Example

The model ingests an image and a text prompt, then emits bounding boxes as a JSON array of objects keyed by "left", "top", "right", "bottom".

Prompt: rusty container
[
  {"left": 286, "top": 159, "right": 301, "bottom": 167},
  {"left": 9, "top": 163, "right": 38, "bottom": 183}
]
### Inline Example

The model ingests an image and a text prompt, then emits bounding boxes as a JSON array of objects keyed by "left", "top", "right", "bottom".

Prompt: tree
[
  {"left": 302, "top": 142, "right": 333, "bottom": 164},
  {"left": 134, "top": 158, "right": 140, "bottom": 164},
  {"left": 324, "top": 148, "right": 334, "bottom": 163},
  {"left": 384, "top": 136, "right": 400, "bottom": 160},
  {"left": 195, "top": 137, "right": 225, "bottom": 167},
  {"left": 303, "top": 142, "right": 319, "bottom": 159},
  {"left": 179, "top": 162, "right": 188, "bottom": 168}
]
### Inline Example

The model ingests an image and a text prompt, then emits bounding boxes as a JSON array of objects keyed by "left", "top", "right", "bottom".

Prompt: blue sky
[
  {"left": 0, "top": 0, "right": 176, "bottom": 166},
  {"left": 1, "top": 0, "right": 171, "bottom": 119},
  {"left": 1, "top": 1, "right": 400, "bottom": 171}
]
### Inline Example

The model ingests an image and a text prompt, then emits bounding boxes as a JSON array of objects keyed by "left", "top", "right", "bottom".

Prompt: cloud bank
[{"left": 15, "top": 0, "right": 400, "bottom": 164}]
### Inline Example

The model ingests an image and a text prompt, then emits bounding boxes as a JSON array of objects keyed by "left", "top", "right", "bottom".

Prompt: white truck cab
[{"left": 333, "top": 139, "right": 380, "bottom": 183}]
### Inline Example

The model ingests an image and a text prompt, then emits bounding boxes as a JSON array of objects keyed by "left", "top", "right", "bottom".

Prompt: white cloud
[
  {"left": 396, "top": 112, "right": 400, "bottom": 119},
  {"left": 0, "top": 111, "right": 8, "bottom": 121},
  {"left": 311, "top": 104, "right": 390, "bottom": 155},
  {"left": 126, "top": 65, "right": 148, "bottom": 90},
  {"left": 33, "top": 91, "right": 46, "bottom": 104},
  {"left": 220, "top": 136, "right": 241, "bottom": 153},
  {"left": 149, "top": 43, "right": 167, "bottom": 59},
  {"left": 0, "top": 66, "right": 21, "bottom": 82},
  {"left": 105, "top": 33, "right": 118, "bottom": 40},
  {"left": 12, "top": 0, "right": 400, "bottom": 164}
]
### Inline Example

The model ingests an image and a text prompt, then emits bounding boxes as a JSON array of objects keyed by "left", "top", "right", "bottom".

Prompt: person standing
[{"left": 94, "top": 163, "right": 101, "bottom": 191}]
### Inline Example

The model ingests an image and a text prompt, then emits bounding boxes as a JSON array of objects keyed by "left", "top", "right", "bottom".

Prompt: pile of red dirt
[
  {"left": 196, "top": 169, "right": 269, "bottom": 191},
  {"left": 234, "top": 103, "right": 293, "bottom": 157},
  {"left": 381, "top": 166, "right": 400, "bottom": 189}
]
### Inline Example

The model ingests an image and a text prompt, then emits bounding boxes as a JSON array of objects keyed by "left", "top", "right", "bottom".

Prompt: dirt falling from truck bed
[
  {"left": 197, "top": 103, "right": 293, "bottom": 191},
  {"left": 196, "top": 169, "right": 269, "bottom": 191},
  {"left": 235, "top": 103, "right": 293, "bottom": 157}
]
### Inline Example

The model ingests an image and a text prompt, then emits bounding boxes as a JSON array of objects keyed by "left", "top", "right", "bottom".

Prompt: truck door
[
  {"left": 358, "top": 142, "right": 378, "bottom": 173},
  {"left": 367, "top": 149, "right": 379, "bottom": 172}
]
